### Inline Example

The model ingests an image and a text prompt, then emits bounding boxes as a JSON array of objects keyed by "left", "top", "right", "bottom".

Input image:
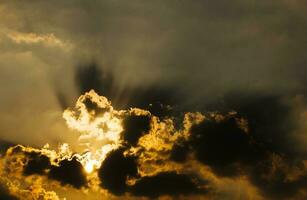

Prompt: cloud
[
  {"left": 219, "top": 93, "right": 306, "bottom": 156},
  {"left": 23, "top": 152, "right": 51, "bottom": 176},
  {"left": 98, "top": 148, "right": 138, "bottom": 195},
  {"left": 0, "top": 184, "right": 18, "bottom": 200},
  {"left": 129, "top": 172, "right": 206, "bottom": 198},
  {"left": 6, "top": 31, "right": 71, "bottom": 49},
  {"left": 48, "top": 157, "right": 87, "bottom": 189},
  {"left": 188, "top": 114, "right": 262, "bottom": 177},
  {"left": 1, "top": 90, "right": 307, "bottom": 199},
  {"left": 249, "top": 154, "right": 307, "bottom": 199},
  {"left": 121, "top": 112, "right": 151, "bottom": 146},
  {"left": 167, "top": 92, "right": 307, "bottom": 199},
  {"left": 0, "top": 146, "right": 62, "bottom": 199},
  {"left": 0, "top": 139, "right": 16, "bottom": 155},
  {"left": 4, "top": 145, "right": 87, "bottom": 189},
  {"left": 0, "top": 0, "right": 306, "bottom": 199},
  {"left": 170, "top": 142, "right": 190, "bottom": 163}
]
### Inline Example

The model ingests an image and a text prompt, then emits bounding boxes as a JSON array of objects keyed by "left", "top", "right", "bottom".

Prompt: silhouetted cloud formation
[
  {"left": 221, "top": 93, "right": 297, "bottom": 155},
  {"left": 167, "top": 92, "right": 307, "bottom": 199},
  {"left": 249, "top": 156, "right": 307, "bottom": 200},
  {"left": 170, "top": 143, "right": 190, "bottom": 163},
  {"left": 23, "top": 152, "right": 51, "bottom": 176},
  {"left": 189, "top": 116, "right": 262, "bottom": 176},
  {"left": 129, "top": 172, "right": 205, "bottom": 198},
  {"left": 122, "top": 114, "right": 151, "bottom": 146},
  {"left": 49, "top": 157, "right": 87, "bottom": 189},
  {"left": 0, "top": 184, "right": 18, "bottom": 200},
  {"left": 98, "top": 148, "right": 138, "bottom": 195},
  {"left": 0, "top": 140, "right": 15, "bottom": 155},
  {"left": 7, "top": 146, "right": 88, "bottom": 189},
  {"left": 1, "top": 90, "right": 307, "bottom": 199}
]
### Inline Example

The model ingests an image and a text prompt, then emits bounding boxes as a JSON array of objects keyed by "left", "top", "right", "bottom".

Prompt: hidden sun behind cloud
[{"left": 1, "top": 89, "right": 307, "bottom": 200}]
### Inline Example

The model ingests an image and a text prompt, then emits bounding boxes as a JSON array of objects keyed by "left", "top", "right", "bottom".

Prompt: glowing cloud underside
[
  {"left": 63, "top": 90, "right": 124, "bottom": 173},
  {"left": 4, "top": 90, "right": 301, "bottom": 200}
]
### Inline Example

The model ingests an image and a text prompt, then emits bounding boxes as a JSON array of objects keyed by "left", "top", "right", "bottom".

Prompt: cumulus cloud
[
  {"left": 0, "top": 91, "right": 238, "bottom": 198},
  {"left": 98, "top": 148, "right": 138, "bottom": 195},
  {"left": 0, "top": 90, "right": 306, "bottom": 199}
]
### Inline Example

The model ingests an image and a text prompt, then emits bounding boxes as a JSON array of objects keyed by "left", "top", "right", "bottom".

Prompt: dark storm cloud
[
  {"left": 169, "top": 92, "right": 307, "bottom": 199},
  {"left": 175, "top": 114, "right": 264, "bottom": 177},
  {"left": 129, "top": 172, "right": 205, "bottom": 198},
  {"left": 170, "top": 142, "right": 190, "bottom": 163},
  {"left": 23, "top": 152, "right": 51, "bottom": 175},
  {"left": 122, "top": 114, "right": 151, "bottom": 146},
  {"left": 195, "top": 117, "right": 261, "bottom": 170},
  {"left": 8, "top": 146, "right": 88, "bottom": 189},
  {"left": 9, "top": 146, "right": 52, "bottom": 176},
  {"left": 98, "top": 148, "right": 208, "bottom": 197},
  {"left": 249, "top": 156, "right": 307, "bottom": 200},
  {"left": 219, "top": 93, "right": 302, "bottom": 156},
  {"left": 98, "top": 148, "right": 138, "bottom": 195},
  {"left": 0, "top": 140, "right": 16, "bottom": 155},
  {"left": 0, "top": 184, "right": 18, "bottom": 200},
  {"left": 225, "top": 93, "right": 307, "bottom": 199},
  {"left": 196, "top": 92, "right": 307, "bottom": 159},
  {"left": 48, "top": 157, "right": 87, "bottom": 189}
]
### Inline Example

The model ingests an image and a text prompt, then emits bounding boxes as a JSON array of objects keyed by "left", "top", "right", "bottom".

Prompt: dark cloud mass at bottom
[
  {"left": 23, "top": 152, "right": 51, "bottom": 175},
  {"left": 129, "top": 172, "right": 205, "bottom": 198},
  {"left": 122, "top": 114, "right": 151, "bottom": 146},
  {"left": 93, "top": 90, "right": 307, "bottom": 199},
  {"left": 98, "top": 148, "right": 138, "bottom": 195},
  {"left": 3, "top": 63, "right": 307, "bottom": 199},
  {"left": 166, "top": 92, "right": 307, "bottom": 199},
  {"left": 2, "top": 89, "right": 307, "bottom": 199},
  {"left": 6, "top": 146, "right": 88, "bottom": 190},
  {"left": 250, "top": 157, "right": 307, "bottom": 199},
  {"left": 188, "top": 116, "right": 261, "bottom": 177},
  {"left": 0, "top": 184, "right": 18, "bottom": 200},
  {"left": 48, "top": 157, "right": 87, "bottom": 189},
  {"left": 26, "top": 64, "right": 307, "bottom": 199},
  {"left": 220, "top": 93, "right": 298, "bottom": 155},
  {"left": 98, "top": 148, "right": 206, "bottom": 198}
]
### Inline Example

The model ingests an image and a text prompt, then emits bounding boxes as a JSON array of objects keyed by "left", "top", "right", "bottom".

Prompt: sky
[{"left": 0, "top": 0, "right": 307, "bottom": 199}]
